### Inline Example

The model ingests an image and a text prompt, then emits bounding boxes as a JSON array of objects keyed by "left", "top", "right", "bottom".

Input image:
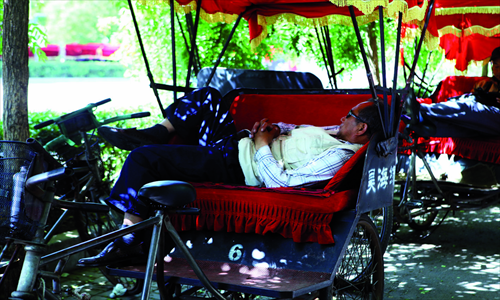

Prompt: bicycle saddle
[{"left": 138, "top": 180, "right": 196, "bottom": 208}]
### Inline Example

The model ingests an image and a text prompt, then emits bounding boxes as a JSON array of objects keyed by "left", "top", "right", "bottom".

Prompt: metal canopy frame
[{"left": 127, "top": 0, "right": 436, "bottom": 139}]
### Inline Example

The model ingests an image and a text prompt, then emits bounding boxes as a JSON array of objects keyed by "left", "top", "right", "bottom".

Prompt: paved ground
[
  {"left": 384, "top": 205, "right": 500, "bottom": 300},
  {"left": 56, "top": 205, "right": 500, "bottom": 300},
  {"left": 60, "top": 267, "right": 159, "bottom": 299}
]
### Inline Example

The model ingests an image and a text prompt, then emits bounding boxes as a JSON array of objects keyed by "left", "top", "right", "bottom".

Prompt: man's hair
[{"left": 357, "top": 100, "right": 383, "bottom": 137}]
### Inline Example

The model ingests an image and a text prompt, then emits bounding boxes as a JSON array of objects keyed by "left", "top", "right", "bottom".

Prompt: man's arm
[
  {"left": 254, "top": 145, "right": 354, "bottom": 188},
  {"left": 274, "top": 122, "right": 340, "bottom": 135}
]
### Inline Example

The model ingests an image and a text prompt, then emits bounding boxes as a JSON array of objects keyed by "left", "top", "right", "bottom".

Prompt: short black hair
[
  {"left": 356, "top": 99, "right": 383, "bottom": 137},
  {"left": 490, "top": 47, "right": 500, "bottom": 62}
]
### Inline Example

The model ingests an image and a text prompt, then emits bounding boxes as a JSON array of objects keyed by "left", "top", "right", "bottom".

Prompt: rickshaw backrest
[
  {"left": 197, "top": 68, "right": 323, "bottom": 96},
  {"left": 428, "top": 75, "right": 490, "bottom": 103},
  {"left": 228, "top": 92, "right": 377, "bottom": 131}
]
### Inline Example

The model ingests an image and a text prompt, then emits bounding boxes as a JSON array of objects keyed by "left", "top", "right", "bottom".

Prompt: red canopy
[
  {"left": 173, "top": 0, "right": 432, "bottom": 48},
  {"left": 426, "top": 0, "right": 500, "bottom": 71}
]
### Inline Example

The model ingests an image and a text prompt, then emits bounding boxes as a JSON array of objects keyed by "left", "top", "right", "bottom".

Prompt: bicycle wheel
[
  {"left": 54, "top": 140, "right": 140, "bottom": 293},
  {"left": 367, "top": 205, "right": 393, "bottom": 253},
  {"left": 395, "top": 180, "right": 439, "bottom": 231},
  {"left": 332, "top": 214, "right": 384, "bottom": 300}
]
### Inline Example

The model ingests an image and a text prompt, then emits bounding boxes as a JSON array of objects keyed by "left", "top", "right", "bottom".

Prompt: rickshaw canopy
[
  {"left": 172, "top": 0, "right": 433, "bottom": 48},
  {"left": 169, "top": 0, "right": 500, "bottom": 71}
]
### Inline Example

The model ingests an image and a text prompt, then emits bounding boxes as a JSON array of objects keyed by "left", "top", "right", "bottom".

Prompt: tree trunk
[
  {"left": 2, "top": 0, "right": 30, "bottom": 141},
  {"left": 367, "top": 22, "right": 380, "bottom": 86}
]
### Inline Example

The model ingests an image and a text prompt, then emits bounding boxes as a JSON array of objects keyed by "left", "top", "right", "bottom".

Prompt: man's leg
[
  {"left": 99, "top": 87, "right": 236, "bottom": 150},
  {"left": 165, "top": 86, "right": 236, "bottom": 146},
  {"left": 78, "top": 140, "right": 244, "bottom": 266},
  {"left": 106, "top": 143, "right": 244, "bottom": 220},
  {"left": 420, "top": 94, "right": 500, "bottom": 137}
]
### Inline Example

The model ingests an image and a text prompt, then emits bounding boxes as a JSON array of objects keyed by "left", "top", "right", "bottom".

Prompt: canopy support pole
[
  {"left": 417, "top": 51, "right": 433, "bottom": 96},
  {"left": 170, "top": 0, "right": 178, "bottom": 102},
  {"left": 405, "top": 0, "right": 435, "bottom": 89},
  {"left": 127, "top": 0, "right": 166, "bottom": 118},
  {"left": 390, "top": 12, "right": 403, "bottom": 136},
  {"left": 315, "top": 27, "right": 332, "bottom": 88},
  {"left": 322, "top": 26, "right": 339, "bottom": 89},
  {"left": 185, "top": 0, "right": 202, "bottom": 91},
  {"left": 348, "top": 6, "right": 387, "bottom": 138},
  {"left": 378, "top": 6, "right": 390, "bottom": 137},
  {"left": 205, "top": 11, "right": 245, "bottom": 87}
]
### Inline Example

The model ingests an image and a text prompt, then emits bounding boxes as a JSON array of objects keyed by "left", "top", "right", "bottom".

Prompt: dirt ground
[{"left": 384, "top": 204, "right": 500, "bottom": 300}]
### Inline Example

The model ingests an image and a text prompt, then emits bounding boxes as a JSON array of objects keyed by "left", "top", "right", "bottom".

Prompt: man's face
[
  {"left": 492, "top": 58, "right": 500, "bottom": 82},
  {"left": 337, "top": 102, "right": 372, "bottom": 142}
]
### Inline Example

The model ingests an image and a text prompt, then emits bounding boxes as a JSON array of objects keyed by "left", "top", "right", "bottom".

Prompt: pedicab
[
  {"left": 394, "top": 0, "right": 500, "bottom": 234},
  {"left": 101, "top": 0, "right": 437, "bottom": 299}
]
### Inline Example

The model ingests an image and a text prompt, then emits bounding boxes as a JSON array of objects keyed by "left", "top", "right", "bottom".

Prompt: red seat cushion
[{"left": 172, "top": 142, "right": 368, "bottom": 244}]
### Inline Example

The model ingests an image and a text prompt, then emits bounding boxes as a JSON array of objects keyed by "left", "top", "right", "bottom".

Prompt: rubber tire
[
  {"left": 332, "top": 214, "right": 384, "bottom": 300},
  {"left": 367, "top": 205, "right": 393, "bottom": 254}
]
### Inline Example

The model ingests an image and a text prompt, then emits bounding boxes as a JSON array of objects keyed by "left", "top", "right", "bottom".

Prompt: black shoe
[
  {"left": 98, "top": 126, "right": 164, "bottom": 151},
  {"left": 77, "top": 240, "right": 147, "bottom": 267},
  {"left": 404, "top": 89, "right": 421, "bottom": 125}
]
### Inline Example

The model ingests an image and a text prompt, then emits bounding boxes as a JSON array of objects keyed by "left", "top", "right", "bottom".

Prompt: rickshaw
[
  {"left": 394, "top": 0, "right": 500, "bottom": 235},
  {"left": 5, "top": 0, "right": 437, "bottom": 299},
  {"left": 101, "top": 0, "right": 435, "bottom": 299}
]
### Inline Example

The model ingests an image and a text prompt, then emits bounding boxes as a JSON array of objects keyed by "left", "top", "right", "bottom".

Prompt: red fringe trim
[
  {"left": 170, "top": 188, "right": 357, "bottom": 244},
  {"left": 400, "top": 137, "right": 500, "bottom": 164}
]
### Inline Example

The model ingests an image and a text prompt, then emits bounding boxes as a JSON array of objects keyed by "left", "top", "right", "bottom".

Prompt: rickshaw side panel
[{"left": 357, "top": 133, "right": 398, "bottom": 213}]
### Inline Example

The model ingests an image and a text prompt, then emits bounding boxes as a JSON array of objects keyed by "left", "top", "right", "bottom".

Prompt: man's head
[
  {"left": 490, "top": 47, "right": 500, "bottom": 81},
  {"left": 337, "top": 100, "right": 383, "bottom": 145}
]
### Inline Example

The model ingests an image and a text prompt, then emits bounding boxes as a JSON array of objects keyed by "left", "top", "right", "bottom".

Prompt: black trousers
[{"left": 106, "top": 87, "right": 245, "bottom": 218}]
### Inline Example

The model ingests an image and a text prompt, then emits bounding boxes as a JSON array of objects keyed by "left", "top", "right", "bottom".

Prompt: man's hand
[{"left": 251, "top": 118, "right": 280, "bottom": 150}]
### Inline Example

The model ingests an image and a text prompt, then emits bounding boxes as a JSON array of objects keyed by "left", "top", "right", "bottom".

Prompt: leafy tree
[
  {"left": 34, "top": 1, "right": 123, "bottom": 45},
  {"left": 2, "top": 0, "right": 30, "bottom": 141}
]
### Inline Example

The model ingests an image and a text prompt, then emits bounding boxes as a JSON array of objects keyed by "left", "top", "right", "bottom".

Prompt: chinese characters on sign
[{"left": 366, "top": 166, "right": 396, "bottom": 195}]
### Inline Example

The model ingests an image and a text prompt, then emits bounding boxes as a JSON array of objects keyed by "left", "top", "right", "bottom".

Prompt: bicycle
[{"left": 0, "top": 99, "right": 150, "bottom": 298}]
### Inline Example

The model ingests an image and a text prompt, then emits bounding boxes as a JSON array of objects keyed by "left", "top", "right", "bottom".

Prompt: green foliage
[
  {"left": 34, "top": 1, "right": 124, "bottom": 45},
  {"left": 112, "top": 1, "right": 272, "bottom": 88},
  {"left": 0, "top": 1, "right": 48, "bottom": 57},
  {"left": 28, "top": 23, "right": 48, "bottom": 62},
  {"left": 27, "top": 61, "right": 126, "bottom": 78},
  {"left": 0, "top": 1, "right": 3, "bottom": 55}
]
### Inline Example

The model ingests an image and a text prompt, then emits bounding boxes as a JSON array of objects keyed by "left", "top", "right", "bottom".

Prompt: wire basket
[{"left": 0, "top": 141, "right": 40, "bottom": 241}]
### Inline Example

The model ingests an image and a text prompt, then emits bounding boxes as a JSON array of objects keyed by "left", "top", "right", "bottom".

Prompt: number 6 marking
[{"left": 228, "top": 244, "right": 244, "bottom": 261}]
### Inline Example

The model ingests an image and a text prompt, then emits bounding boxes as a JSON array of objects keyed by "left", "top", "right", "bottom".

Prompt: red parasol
[{"left": 426, "top": 0, "right": 500, "bottom": 71}]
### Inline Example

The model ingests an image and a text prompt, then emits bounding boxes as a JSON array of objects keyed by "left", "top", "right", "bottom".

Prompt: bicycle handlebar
[
  {"left": 94, "top": 98, "right": 112, "bottom": 106},
  {"left": 33, "top": 98, "right": 151, "bottom": 148},
  {"left": 131, "top": 112, "right": 151, "bottom": 119},
  {"left": 34, "top": 120, "right": 55, "bottom": 130},
  {"left": 33, "top": 98, "right": 113, "bottom": 130}
]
